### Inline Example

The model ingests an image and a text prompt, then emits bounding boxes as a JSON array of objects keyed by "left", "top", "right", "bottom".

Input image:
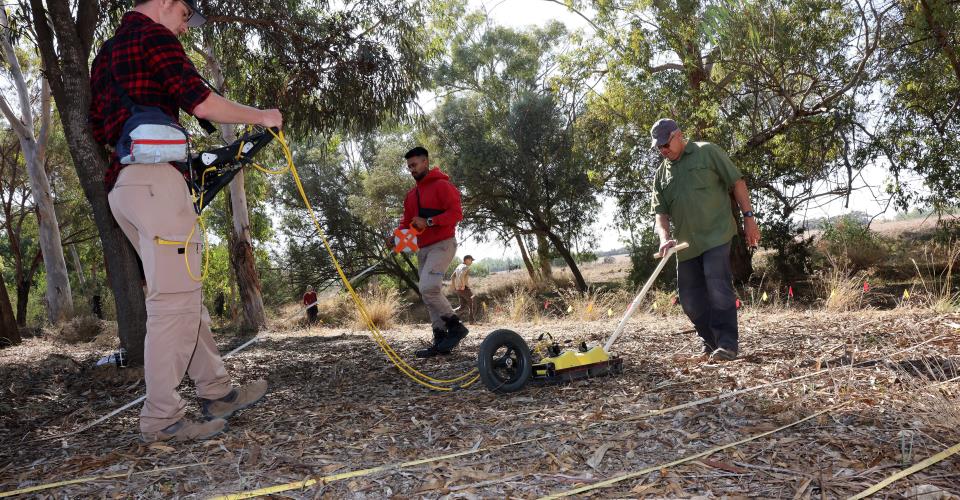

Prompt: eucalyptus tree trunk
[
  {"left": 29, "top": 0, "right": 148, "bottom": 364},
  {"left": 70, "top": 244, "right": 85, "bottom": 286},
  {"left": 543, "top": 230, "right": 588, "bottom": 292},
  {"left": 535, "top": 233, "right": 553, "bottom": 280},
  {"left": 514, "top": 232, "right": 538, "bottom": 282},
  {"left": 201, "top": 43, "right": 267, "bottom": 331},
  {"left": 0, "top": 278, "right": 18, "bottom": 347},
  {"left": 0, "top": 11, "right": 73, "bottom": 323}
]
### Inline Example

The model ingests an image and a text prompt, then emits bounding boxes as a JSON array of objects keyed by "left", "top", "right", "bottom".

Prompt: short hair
[
  {"left": 133, "top": 0, "right": 151, "bottom": 5},
  {"left": 464, "top": 255, "right": 474, "bottom": 262},
  {"left": 404, "top": 146, "right": 429, "bottom": 160}
]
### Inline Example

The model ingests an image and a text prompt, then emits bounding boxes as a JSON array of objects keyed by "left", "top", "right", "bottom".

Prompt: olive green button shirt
[{"left": 651, "top": 141, "right": 743, "bottom": 262}]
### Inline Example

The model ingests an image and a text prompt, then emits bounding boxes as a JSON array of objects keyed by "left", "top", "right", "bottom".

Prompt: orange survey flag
[{"left": 393, "top": 227, "right": 420, "bottom": 253}]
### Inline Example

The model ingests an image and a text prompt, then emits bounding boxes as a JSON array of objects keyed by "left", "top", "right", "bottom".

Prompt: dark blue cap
[{"left": 650, "top": 118, "right": 679, "bottom": 148}]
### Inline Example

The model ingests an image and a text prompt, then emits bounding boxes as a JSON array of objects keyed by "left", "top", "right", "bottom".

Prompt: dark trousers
[
  {"left": 677, "top": 242, "right": 738, "bottom": 353},
  {"left": 456, "top": 287, "right": 474, "bottom": 323},
  {"left": 306, "top": 306, "right": 319, "bottom": 324}
]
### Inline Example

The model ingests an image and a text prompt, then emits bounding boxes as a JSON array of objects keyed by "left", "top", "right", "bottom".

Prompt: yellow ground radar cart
[{"left": 476, "top": 243, "right": 688, "bottom": 393}]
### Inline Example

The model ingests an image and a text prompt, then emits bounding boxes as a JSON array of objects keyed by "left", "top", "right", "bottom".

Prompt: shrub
[
  {"left": 60, "top": 315, "right": 106, "bottom": 344},
  {"left": 627, "top": 229, "right": 675, "bottom": 289},
  {"left": 818, "top": 216, "right": 887, "bottom": 271},
  {"left": 574, "top": 251, "right": 598, "bottom": 264}
]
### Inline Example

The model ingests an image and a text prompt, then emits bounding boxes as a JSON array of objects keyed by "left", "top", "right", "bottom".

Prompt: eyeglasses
[{"left": 179, "top": 0, "right": 195, "bottom": 23}]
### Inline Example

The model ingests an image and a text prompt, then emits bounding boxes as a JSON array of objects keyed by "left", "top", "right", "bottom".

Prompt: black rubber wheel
[{"left": 477, "top": 329, "right": 533, "bottom": 393}]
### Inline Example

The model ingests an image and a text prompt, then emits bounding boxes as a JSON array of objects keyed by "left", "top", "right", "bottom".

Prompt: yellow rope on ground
[
  {"left": 207, "top": 437, "right": 548, "bottom": 500},
  {"left": 0, "top": 462, "right": 208, "bottom": 498},
  {"left": 264, "top": 129, "right": 479, "bottom": 391},
  {"left": 848, "top": 441, "right": 960, "bottom": 499},
  {"left": 538, "top": 403, "right": 847, "bottom": 499}
]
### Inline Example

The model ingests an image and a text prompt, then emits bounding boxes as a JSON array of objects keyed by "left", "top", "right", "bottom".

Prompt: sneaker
[
  {"left": 201, "top": 379, "right": 268, "bottom": 420},
  {"left": 140, "top": 418, "right": 226, "bottom": 443},
  {"left": 710, "top": 348, "right": 738, "bottom": 361},
  {"left": 436, "top": 315, "right": 469, "bottom": 353}
]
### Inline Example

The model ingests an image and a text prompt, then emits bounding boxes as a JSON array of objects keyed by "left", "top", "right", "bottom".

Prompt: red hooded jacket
[{"left": 399, "top": 167, "right": 463, "bottom": 248}]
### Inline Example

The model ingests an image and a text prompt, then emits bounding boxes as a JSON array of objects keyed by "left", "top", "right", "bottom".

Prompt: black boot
[
  {"left": 435, "top": 315, "right": 469, "bottom": 353},
  {"left": 416, "top": 327, "right": 448, "bottom": 358}
]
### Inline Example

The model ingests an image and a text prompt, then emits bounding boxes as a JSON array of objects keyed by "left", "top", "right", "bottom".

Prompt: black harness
[{"left": 172, "top": 127, "right": 276, "bottom": 213}]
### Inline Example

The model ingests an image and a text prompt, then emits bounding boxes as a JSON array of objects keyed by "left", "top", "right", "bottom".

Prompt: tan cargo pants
[
  {"left": 108, "top": 164, "right": 232, "bottom": 433},
  {"left": 418, "top": 237, "right": 457, "bottom": 330}
]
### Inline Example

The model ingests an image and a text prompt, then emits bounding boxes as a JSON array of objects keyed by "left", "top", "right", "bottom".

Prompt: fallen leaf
[{"left": 587, "top": 442, "right": 614, "bottom": 469}]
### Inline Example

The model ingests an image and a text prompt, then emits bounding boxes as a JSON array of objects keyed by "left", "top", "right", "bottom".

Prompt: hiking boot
[
  {"left": 436, "top": 315, "right": 469, "bottom": 353},
  {"left": 416, "top": 328, "right": 449, "bottom": 358},
  {"left": 140, "top": 418, "right": 227, "bottom": 443},
  {"left": 201, "top": 379, "right": 268, "bottom": 420},
  {"left": 710, "top": 347, "right": 738, "bottom": 361},
  {"left": 415, "top": 345, "right": 442, "bottom": 358}
]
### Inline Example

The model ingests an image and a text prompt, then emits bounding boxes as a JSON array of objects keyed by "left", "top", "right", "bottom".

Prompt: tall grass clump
[
  {"left": 558, "top": 288, "right": 627, "bottom": 321},
  {"left": 496, "top": 286, "right": 540, "bottom": 323},
  {"left": 352, "top": 287, "right": 400, "bottom": 330},
  {"left": 817, "top": 259, "right": 868, "bottom": 312},
  {"left": 912, "top": 239, "right": 960, "bottom": 313}
]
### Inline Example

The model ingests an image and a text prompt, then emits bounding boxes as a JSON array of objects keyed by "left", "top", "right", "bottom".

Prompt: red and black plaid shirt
[{"left": 89, "top": 11, "right": 210, "bottom": 190}]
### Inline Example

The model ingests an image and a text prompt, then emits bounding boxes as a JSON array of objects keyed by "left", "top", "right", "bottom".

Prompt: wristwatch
[
  {"left": 742, "top": 210, "right": 755, "bottom": 218},
  {"left": 427, "top": 217, "right": 434, "bottom": 227}
]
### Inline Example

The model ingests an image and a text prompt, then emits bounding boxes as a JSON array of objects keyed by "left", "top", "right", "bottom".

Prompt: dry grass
[
  {"left": 557, "top": 288, "right": 628, "bottom": 322},
  {"left": 818, "top": 261, "right": 869, "bottom": 312},
  {"left": 647, "top": 289, "right": 683, "bottom": 315},
  {"left": 58, "top": 315, "right": 108, "bottom": 344},
  {"left": 353, "top": 288, "right": 400, "bottom": 330},
  {"left": 492, "top": 286, "right": 542, "bottom": 324},
  {"left": 912, "top": 240, "right": 960, "bottom": 313}
]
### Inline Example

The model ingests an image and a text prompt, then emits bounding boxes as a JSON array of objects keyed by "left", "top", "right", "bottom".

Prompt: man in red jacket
[{"left": 398, "top": 147, "right": 468, "bottom": 357}]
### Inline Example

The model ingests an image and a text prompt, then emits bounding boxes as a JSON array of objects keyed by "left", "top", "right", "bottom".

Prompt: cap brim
[{"left": 187, "top": 12, "right": 206, "bottom": 28}]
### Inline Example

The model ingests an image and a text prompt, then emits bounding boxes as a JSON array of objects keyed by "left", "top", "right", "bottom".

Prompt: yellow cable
[
  {"left": 264, "top": 129, "right": 478, "bottom": 390},
  {"left": 157, "top": 166, "right": 215, "bottom": 282},
  {"left": 848, "top": 440, "right": 960, "bottom": 499}
]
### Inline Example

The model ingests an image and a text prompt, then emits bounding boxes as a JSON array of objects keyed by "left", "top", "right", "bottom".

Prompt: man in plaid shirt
[{"left": 90, "top": 0, "right": 282, "bottom": 443}]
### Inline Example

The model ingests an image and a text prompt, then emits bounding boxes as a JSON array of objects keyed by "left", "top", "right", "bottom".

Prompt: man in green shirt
[{"left": 650, "top": 119, "right": 761, "bottom": 361}]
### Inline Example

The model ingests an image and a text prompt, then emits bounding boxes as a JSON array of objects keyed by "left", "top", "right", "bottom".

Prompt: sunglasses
[{"left": 657, "top": 130, "right": 679, "bottom": 150}]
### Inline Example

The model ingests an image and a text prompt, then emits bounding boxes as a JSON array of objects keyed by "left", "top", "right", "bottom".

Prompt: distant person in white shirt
[{"left": 451, "top": 255, "right": 475, "bottom": 323}]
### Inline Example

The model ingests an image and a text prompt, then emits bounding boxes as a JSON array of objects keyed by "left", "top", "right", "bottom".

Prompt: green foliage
[
  {"left": 184, "top": 0, "right": 437, "bottom": 135},
  {"left": 476, "top": 256, "right": 524, "bottom": 273},
  {"left": 627, "top": 228, "right": 675, "bottom": 289},
  {"left": 818, "top": 215, "right": 888, "bottom": 271},
  {"left": 573, "top": 251, "right": 598, "bottom": 264}
]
